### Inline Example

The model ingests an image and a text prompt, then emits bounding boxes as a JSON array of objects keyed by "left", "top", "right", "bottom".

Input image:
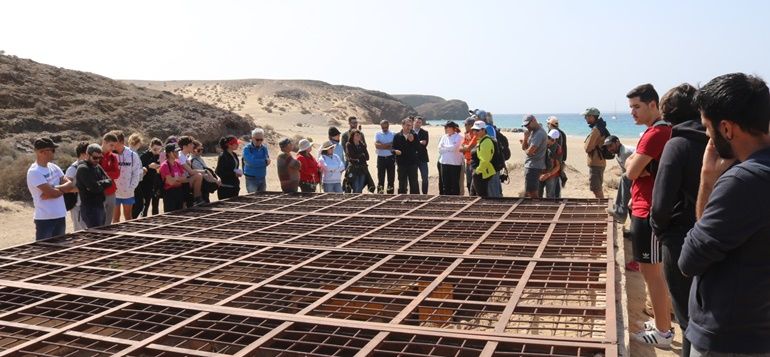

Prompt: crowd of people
[{"left": 24, "top": 72, "right": 770, "bottom": 356}]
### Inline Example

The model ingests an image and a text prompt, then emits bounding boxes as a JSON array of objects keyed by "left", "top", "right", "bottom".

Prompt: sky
[{"left": 3, "top": 0, "right": 770, "bottom": 113}]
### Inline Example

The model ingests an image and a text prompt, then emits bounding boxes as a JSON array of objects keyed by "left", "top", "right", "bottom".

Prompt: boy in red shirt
[{"left": 625, "top": 84, "right": 674, "bottom": 347}]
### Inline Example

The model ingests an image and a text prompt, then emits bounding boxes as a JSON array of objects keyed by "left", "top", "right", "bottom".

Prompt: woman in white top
[
  {"left": 437, "top": 121, "right": 464, "bottom": 195},
  {"left": 318, "top": 141, "right": 345, "bottom": 193}
]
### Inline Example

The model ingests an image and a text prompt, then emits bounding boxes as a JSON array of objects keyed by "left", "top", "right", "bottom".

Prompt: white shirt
[
  {"left": 177, "top": 151, "right": 189, "bottom": 166},
  {"left": 318, "top": 154, "right": 344, "bottom": 184},
  {"left": 27, "top": 162, "right": 67, "bottom": 220},
  {"left": 437, "top": 133, "right": 464, "bottom": 166}
]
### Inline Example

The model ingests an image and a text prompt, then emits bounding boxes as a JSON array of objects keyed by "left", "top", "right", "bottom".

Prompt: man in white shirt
[
  {"left": 111, "top": 131, "right": 143, "bottom": 222},
  {"left": 603, "top": 135, "right": 636, "bottom": 223},
  {"left": 374, "top": 120, "right": 396, "bottom": 194},
  {"left": 27, "top": 138, "right": 74, "bottom": 240}
]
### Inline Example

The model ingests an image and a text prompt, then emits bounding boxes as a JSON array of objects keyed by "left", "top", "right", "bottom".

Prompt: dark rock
[{"left": 393, "top": 95, "right": 469, "bottom": 121}]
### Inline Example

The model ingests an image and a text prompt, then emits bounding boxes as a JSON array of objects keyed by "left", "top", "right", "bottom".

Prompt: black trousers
[
  {"left": 131, "top": 187, "right": 143, "bottom": 219},
  {"left": 662, "top": 238, "right": 693, "bottom": 357},
  {"left": 377, "top": 156, "right": 396, "bottom": 194},
  {"left": 397, "top": 164, "right": 419, "bottom": 194},
  {"left": 472, "top": 173, "right": 491, "bottom": 198},
  {"left": 217, "top": 186, "right": 240, "bottom": 200},
  {"left": 141, "top": 194, "right": 159, "bottom": 217},
  {"left": 299, "top": 182, "right": 318, "bottom": 193},
  {"left": 437, "top": 162, "right": 444, "bottom": 195},
  {"left": 163, "top": 187, "right": 185, "bottom": 213},
  {"left": 440, "top": 164, "right": 462, "bottom": 195}
]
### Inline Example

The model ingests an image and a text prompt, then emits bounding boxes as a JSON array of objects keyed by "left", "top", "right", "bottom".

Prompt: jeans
[
  {"left": 544, "top": 176, "right": 561, "bottom": 198},
  {"left": 472, "top": 174, "right": 491, "bottom": 198},
  {"left": 377, "top": 156, "right": 396, "bottom": 194},
  {"left": 70, "top": 205, "right": 86, "bottom": 231},
  {"left": 663, "top": 238, "right": 693, "bottom": 357},
  {"left": 245, "top": 176, "right": 266, "bottom": 193},
  {"left": 80, "top": 204, "right": 106, "bottom": 229},
  {"left": 465, "top": 163, "right": 474, "bottom": 195},
  {"left": 487, "top": 172, "right": 503, "bottom": 198},
  {"left": 103, "top": 194, "right": 115, "bottom": 226},
  {"left": 417, "top": 161, "right": 429, "bottom": 194},
  {"left": 34, "top": 217, "right": 66, "bottom": 241},
  {"left": 440, "top": 164, "right": 462, "bottom": 195},
  {"left": 613, "top": 175, "right": 632, "bottom": 223},
  {"left": 350, "top": 174, "right": 365, "bottom": 193},
  {"left": 322, "top": 182, "right": 343, "bottom": 193},
  {"left": 397, "top": 164, "right": 419, "bottom": 194}
]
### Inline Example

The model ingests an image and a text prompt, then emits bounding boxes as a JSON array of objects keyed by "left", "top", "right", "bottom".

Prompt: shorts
[
  {"left": 589, "top": 166, "right": 605, "bottom": 192},
  {"left": 524, "top": 168, "right": 541, "bottom": 193},
  {"left": 115, "top": 197, "right": 136, "bottom": 205},
  {"left": 630, "top": 215, "right": 662, "bottom": 264}
]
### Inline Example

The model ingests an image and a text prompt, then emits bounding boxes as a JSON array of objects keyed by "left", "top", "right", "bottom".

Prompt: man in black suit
[{"left": 413, "top": 116, "right": 430, "bottom": 194}]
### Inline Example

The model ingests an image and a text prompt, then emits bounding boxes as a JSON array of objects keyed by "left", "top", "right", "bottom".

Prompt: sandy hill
[
  {"left": 393, "top": 94, "right": 470, "bottom": 121},
  {"left": 125, "top": 79, "right": 419, "bottom": 127},
  {"left": 0, "top": 55, "right": 253, "bottom": 151}
]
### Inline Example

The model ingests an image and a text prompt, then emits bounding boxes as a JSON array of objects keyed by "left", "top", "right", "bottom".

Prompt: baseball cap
[
  {"left": 33, "top": 138, "right": 59, "bottom": 150},
  {"left": 547, "top": 116, "right": 559, "bottom": 126},
  {"left": 471, "top": 120, "right": 487, "bottom": 131},
  {"left": 522, "top": 114, "right": 536, "bottom": 127},
  {"left": 548, "top": 129, "right": 561, "bottom": 140},
  {"left": 603, "top": 135, "right": 620, "bottom": 146},
  {"left": 464, "top": 116, "right": 476, "bottom": 126},
  {"left": 582, "top": 107, "right": 601, "bottom": 117}
]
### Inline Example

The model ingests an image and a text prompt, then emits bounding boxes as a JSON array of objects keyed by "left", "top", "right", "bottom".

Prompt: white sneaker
[
  {"left": 632, "top": 329, "right": 673, "bottom": 348},
  {"left": 643, "top": 320, "right": 675, "bottom": 334}
]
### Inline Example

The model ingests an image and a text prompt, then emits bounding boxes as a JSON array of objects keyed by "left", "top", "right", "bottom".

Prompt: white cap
[
  {"left": 548, "top": 129, "right": 560, "bottom": 140},
  {"left": 471, "top": 120, "right": 487, "bottom": 130}
]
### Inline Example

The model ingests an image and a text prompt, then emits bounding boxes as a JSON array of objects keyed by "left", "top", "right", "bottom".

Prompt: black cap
[
  {"left": 33, "top": 138, "right": 59, "bottom": 150},
  {"left": 444, "top": 121, "right": 459, "bottom": 129},
  {"left": 328, "top": 127, "right": 341, "bottom": 137},
  {"left": 603, "top": 135, "right": 619, "bottom": 146}
]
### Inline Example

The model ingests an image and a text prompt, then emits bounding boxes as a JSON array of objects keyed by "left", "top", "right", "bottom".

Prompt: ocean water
[{"left": 428, "top": 113, "right": 646, "bottom": 139}]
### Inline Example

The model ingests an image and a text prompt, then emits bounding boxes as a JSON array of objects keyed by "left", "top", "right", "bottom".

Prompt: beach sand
[{"left": 0, "top": 117, "right": 680, "bottom": 356}]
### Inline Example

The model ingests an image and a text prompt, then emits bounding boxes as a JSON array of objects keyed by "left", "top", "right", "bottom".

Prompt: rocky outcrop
[
  {"left": 0, "top": 55, "right": 253, "bottom": 151},
  {"left": 393, "top": 95, "right": 469, "bottom": 121}
]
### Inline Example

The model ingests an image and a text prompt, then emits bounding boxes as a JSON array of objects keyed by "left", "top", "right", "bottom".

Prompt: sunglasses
[
  {"left": 253, "top": 139, "right": 264, "bottom": 142},
  {"left": 91, "top": 155, "right": 103, "bottom": 160}
]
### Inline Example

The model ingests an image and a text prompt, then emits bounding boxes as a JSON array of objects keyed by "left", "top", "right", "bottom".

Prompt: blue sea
[{"left": 428, "top": 113, "right": 645, "bottom": 139}]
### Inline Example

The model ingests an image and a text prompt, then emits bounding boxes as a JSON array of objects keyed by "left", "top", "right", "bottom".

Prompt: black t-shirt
[{"left": 414, "top": 128, "right": 429, "bottom": 163}]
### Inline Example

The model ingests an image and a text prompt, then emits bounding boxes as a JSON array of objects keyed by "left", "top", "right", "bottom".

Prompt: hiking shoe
[{"left": 632, "top": 329, "right": 673, "bottom": 348}]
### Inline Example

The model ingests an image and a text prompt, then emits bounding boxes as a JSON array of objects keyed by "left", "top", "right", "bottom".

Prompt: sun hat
[
  {"left": 321, "top": 141, "right": 336, "bottom": 151},
  {"left": 297, "top": 139, "right": 313, "bottom": 152}
]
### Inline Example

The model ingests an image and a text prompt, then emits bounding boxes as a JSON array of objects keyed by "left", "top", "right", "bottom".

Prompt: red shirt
[
  {"left": 159, "top": 160, "right": 186, "bottom": 190},
  {"left": 631, "top": 121, "right": 672, "bottom": 218},
  {"left": 100, "top": 152, "right": 120, "bottom": 195},
  {"left": 296, "top": 153, "right": 320, "bottom": 183}
]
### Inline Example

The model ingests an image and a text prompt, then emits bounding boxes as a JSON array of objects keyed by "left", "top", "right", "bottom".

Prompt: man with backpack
[
  {"left": 64, "top": 141, "right": 90, "bottom": 231},
  {"left": 520, "top": 115, "right": 547, "bottom": 198},
  {"left": 624, "top": 84, "right": 674, "bottom": 347},
  {"left": 583, "top": 107, "right": 610, "bottom": 199},
  {"left": 473, "top": 110, "right": 510, "bottom": 197}
]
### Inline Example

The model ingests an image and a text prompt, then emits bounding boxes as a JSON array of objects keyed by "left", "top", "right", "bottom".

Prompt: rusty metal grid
[{"left": 0, "top": 192, "right": 617, "bottom": 356}]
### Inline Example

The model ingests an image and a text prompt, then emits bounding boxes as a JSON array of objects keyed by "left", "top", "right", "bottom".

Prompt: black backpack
[
  {"left": 494, "top": 127, "right": 512, "bottom": 161},
  {"left": 64, "top": 162, "right": 80, "bottom": 211},
  {"left": 481, "top": 136, "right": 506, "bottom": 172}
]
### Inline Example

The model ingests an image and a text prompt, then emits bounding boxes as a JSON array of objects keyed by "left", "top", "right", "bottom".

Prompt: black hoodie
[
  {"left": 650, "top": 120, "right": 708, "bottom": 244},
  {"left": 678, "top": 145, "right": 770, "bottom": 353}
]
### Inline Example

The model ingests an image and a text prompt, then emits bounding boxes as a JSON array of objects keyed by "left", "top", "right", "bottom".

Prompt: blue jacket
[
  {"left": 679, "top": 146, "right": 770, "bottom": 353},
  {"left": 242, "top": 143, "right": 269, "bottom": 178}
]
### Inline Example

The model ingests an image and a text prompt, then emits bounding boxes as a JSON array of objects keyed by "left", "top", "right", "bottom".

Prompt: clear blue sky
[{"left": 3, "top": 0, "right": 769, "bottom": 113}]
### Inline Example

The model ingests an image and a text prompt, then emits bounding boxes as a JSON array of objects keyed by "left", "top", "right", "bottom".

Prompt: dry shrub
[{"left": 605, "top": 176, "right": 620, "bottom": 190}]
